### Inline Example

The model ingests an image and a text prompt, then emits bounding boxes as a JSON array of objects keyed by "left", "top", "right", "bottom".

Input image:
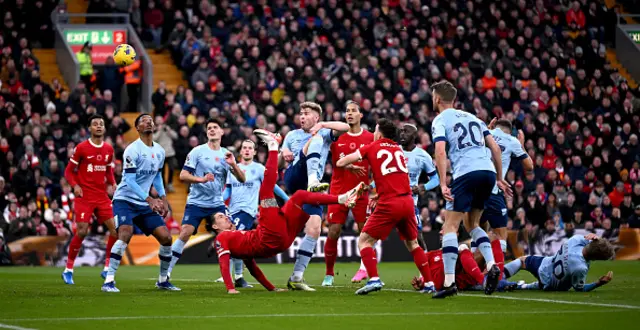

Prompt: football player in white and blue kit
[
  {"left": 473, "top": 119, "right": 533, "bottom": 271},
  {"left": 166, "top": 119, "right": 246, "bottom": 278},
  {"left": 102, "top": 114, "right": 179, "bottom": 293},
  {"left": 503, "top": 234, "right": 614, "bottom": 291},
  {"left": 430, "top": 81, "right": 510, "bottom": 298},
  {"left": 398, "top": 124, "right": 440, "bottom": 248},
  {"left": 221, "top": 139, "right": 289, "bottom": 288},
  {"left": 279, "top": 101, "right": 350, "bottom": 291}
]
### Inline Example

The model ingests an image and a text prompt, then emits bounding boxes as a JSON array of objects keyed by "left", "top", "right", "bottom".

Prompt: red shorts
[
  {"left": 257, "top": 200, "right": 308, "bottom": 253},
  {"left": 327, "top": 195, "right": 368, "bottom": 225},
  {"left": 74, "top": 198, "right": 113, "bottom": 224},
  {"left": 362, "top": 194, "right": 416, "bottom": 241}
]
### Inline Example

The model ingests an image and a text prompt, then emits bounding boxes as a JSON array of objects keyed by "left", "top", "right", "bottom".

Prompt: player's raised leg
[{"left": 303, "top": 135, "right": 329, "bottom": 192}]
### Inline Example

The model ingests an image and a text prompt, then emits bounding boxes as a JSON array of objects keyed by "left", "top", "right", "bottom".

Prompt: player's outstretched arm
[
  {"left": 310, "top": 121, "right": 350, "bottom": 137},
  {"left": 218, "top": 253, "right": 238, "bottom": 293},
  {"left": 574, "top": 271, "right": 613, "bottom": 292},
  {"left": 244, "top": 259, "right": 276, "bottom": 291},
  {"left": 336, "top": 150, "right": 361, "bottom": 168},
  {"left": 226, "top": 152, "right": 246, "bottom": 183}
]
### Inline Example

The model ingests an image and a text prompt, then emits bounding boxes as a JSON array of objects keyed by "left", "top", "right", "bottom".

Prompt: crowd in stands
[{"left": 1, "top": 1, "right": 640, "bottom": 252}]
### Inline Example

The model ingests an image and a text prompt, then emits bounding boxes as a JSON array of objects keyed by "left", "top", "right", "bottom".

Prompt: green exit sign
[
  {"left": 629, "top": 31, "right": 640, "bottom": 44},
  {"left": 64, "top": 29, "right": 127, "bottom": 45}
]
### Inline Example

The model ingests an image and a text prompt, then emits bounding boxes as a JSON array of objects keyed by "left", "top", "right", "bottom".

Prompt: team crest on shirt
[
  {"left": 156, "top": 153, "right": 161, "bottom": 159},
  {"left": 350, "top": 143, "right": 356, "bottom": 150},
  {"left": 105, "top": 154, "right": 110, "bottom": 162}
]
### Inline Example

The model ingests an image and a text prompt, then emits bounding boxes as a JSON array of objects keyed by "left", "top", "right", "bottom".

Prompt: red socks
[
  {"left": 104, "top": 235, "right": 117, "bottom": 267},
  {"left": 491, "top": 240, "right": 505, "bottom": 279},
  {"left": 66, "top": 235, "right": 84, "bottom": 269},
  {"left": 359, "top": 247, "right": 379, "bottom": 278},
  {"left": 459, "top": 249, "right": 485, "bottom": 284},
  {"left": 411, "top": 248, "right": 433, "bottom": 283},
  {"left": 324, "top": 237, "right": 338, "bottom": 276},
  {"left": 291, "top": 190, "right": 339, "bottom": 207}
]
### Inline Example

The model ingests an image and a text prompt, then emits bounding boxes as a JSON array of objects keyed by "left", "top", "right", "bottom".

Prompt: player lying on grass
[
  {"left": 411, "top": 238, "right": 517, "bottom": 292},
  {"left": 211, "top": 129, "right": 366, "bottom": 293},
  {"left": 503, "top": 234, "right": 614, "bottom": 291}
]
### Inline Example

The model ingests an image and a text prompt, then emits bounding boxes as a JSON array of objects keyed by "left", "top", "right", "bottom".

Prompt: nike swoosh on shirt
[
  {"left": 87, "top": 156, "right": 95, "bottom": 159},
  {"left": 338, "top": 144, "right": 346, "bottom": 146}
]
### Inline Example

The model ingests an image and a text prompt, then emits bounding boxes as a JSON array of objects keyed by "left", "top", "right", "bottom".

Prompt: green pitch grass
[{"left": 0, "top": 262, "right": 638, "bottom": 330}]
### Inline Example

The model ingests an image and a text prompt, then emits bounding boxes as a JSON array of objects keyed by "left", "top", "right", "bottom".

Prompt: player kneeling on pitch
[
  {"left": 503, "top": 234, "right": 614, "bottom": 292},
  {"left": 210, "top": 129, "right": 366, "bottom": 294}
]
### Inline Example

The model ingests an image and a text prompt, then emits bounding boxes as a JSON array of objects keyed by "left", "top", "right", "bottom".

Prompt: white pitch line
[
  {"left": 147, "top": 278, "right": 640, "bottom": 310},
  {"left": 458, "top": 293, "right": 640, "bottom": 310},
  {"left": 1, "top": 310, "right": 629, "bottom": 323},
  {"left": 0, "top": 323, "right": 37, "bottom": 330}
]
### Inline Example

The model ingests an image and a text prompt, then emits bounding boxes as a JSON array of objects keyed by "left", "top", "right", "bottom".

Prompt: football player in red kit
[
  {"left": 211, "top": 129, "right": 366, "bottom": 294},
  {"left": 62, "top": 114, "right": 118, "bottom": 284},
  {"left": 411, "top": 240, "right": 517, "bottom": 292},
  {"left": 336, "top": 118, "right": 434, "bottom": 295},
  {"left": 323, "top": 101, "right": 374, "bottom": 286}
]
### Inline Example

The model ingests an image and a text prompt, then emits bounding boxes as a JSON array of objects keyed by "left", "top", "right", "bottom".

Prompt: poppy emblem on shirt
[
  {"left": 151, "top": 153, "right": 155, "bottom": 159},
  {"left": 215, "top": 157, "right": 220, "bottom": 162},
  {"left": 350, "top": 143, "right": 356, "bottom": 150},
  {"left": 97, "top": 155, "right": 103, "bottom": 161}
]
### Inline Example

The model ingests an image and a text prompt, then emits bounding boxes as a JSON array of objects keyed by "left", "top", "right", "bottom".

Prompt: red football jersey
[
  {"left": 69, "top": 140, "right": 114, "bottom": 201},
  {"left": 215, "top": 229, "right": 264, "bottom": 259},
  {"left": 358, "top": 138, "right": 411, "bottom": 197},
  {"left": 330, "top": 129, "right": 374, "bottom": 194}
]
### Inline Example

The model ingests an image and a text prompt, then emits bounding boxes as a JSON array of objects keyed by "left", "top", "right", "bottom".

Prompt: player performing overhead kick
[
  {"left": 337, "top": 118, "right": 434, "bottom": 295},
  {"left": 219, "top": 139, "right": 289, "bottom": 288},
  {"left": 475, "top": 119, "right": 533, "bottom": 276},
  {"left": 280, "top": 101, "right": 350, "bottom": 291},
  {"left": 211, "top": 129, "right": 365, "bottom": 293},
  {"left": 430, "top": 81, "right": 511, "bottom": 298},
  {"left": 323, "top": 101, "right": 374, "bottom": 287},
  {"left": 62, "top": 114, "right": 118, "bottom": 284},
  {"left": 503, "top": 234, "right": 614, "bottom": 292},
  {"left": 166, "top": 119, "right": 246, "bottom": 280},
  {"left": 102, "top": 114, "right": 178, "bottom": 293}
]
